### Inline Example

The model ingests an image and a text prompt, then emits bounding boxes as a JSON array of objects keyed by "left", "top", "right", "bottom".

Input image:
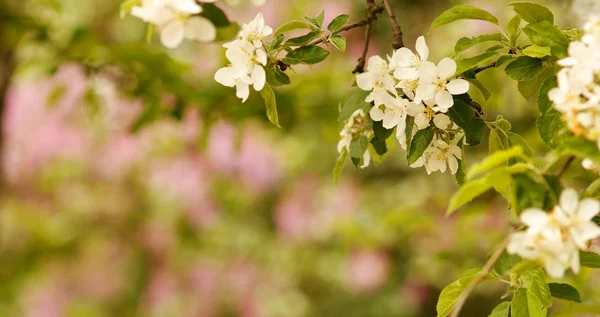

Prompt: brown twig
[
  {"left": 474, "top": 63, "right": 495, "bottom": 75},
  {"left": 309, "top": 0, "right": 383, "bottom": 46},
  {"left": 449, "top": 241, "right": 508, "bottom": 317},
  {"left": 352, "top": 23, "right": 372, "bottom": 74},
  {"left": 557, "top": 156, "right": 575, "bottom": 177},
  {"left": 382, "top": 0, "right": 404, "bottom": 49}
]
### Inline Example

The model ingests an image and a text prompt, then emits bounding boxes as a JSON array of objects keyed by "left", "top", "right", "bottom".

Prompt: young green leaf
[
  {"left": 583, "top": 179, "right": 600, "bottom": 200},
  {"left": 507, "top": 15, "right": 522, "bottom": 46},
  {"left": 407, "top": 127, "right": 434, "bottom": 164},
  {"left": 517, "top": 64, "right": 556, "bottom": 100},
  {"left": 454, "top": 33, "right": 502, "bottom": 54},
  {"left": 305, "top": 10, "right": 325, "bottom": 28},
  {"left": 488, "top": 301, "right": 510, "bottom": 317},
  {"left": 200, "top": 4, "right": 231, "bottom": 27},
  {"left": 548, "top": 283, "right": 581, "bottom": 303},
  {"left": 468, "top": 146, "right": 525, "bottom": 179},
  {"left": 371, "top": 120, "right": 394, "bottom": 156},
  {"left": 447, "top": 168, "right": 512, "bottom": 215},
  {"left": 455, "top": 52, "right": 498, "bottom": 75},
  {"left": 507, "top": 132, "right": 533, "bottom": 157},
  {"left": 495, "top": 251, "right": 522, "bottom": 276},
  {"left": 327, "top": 14, "right": 350, "bottom": 33},
  {"left": 511, "top": 288, "right": 530, "bottom": 317},
  {"left": 580, "top": 251, "right": 600, "bottom": 268},
  {"left": 436, "top": 269, "right": 489, "bottom": 317},
  {"left": 466, "top": 78, "right": 492, "bottom": 102},
  {"left": 285, "top": 31, "right": 321, "bottom": 46},
  {"left": 523, "top": 45, "right": 551, "bottom": 58},
  {"left": 512, "top": 173, "right": 548, "bottom": 213},
  {"left": 560, "top": 135, "right": 600, "bottom": 164},
  {"left": 509, "top": 2, "right": 554, "bottom": 24},
  {"left": 338, "top": 90, "right": 371, "bottom": 121},
  {"left": 447, "top": 100, "right": 485, "bottom": 146},
  {"left": 521, "top": 269, "right": 553, "bottom": 312},
  {"left": 504, "top": 56, "right": 544, "bottom": 81},
  {"left": 283, "top": 45, "right": 330, "bottom": 65},
  {"left": 430, "top": 5, "right": 499, "bottom": 32},
  {"left": 350, "top": 135, "right": 369, "bottom": 159},
  {"left": 260, "top": 84, "right": 281, "bottom": 128},
  {"left": 495, "top": 55, "right": 514, "bottom": 68},
  {"left": 330, "top": 34, "right": 346, "bottom": 52},
  {"left": 273, "top": 20, "right": 311, "bottom": 37},
  {"left": 333, "top": 148, "right": 348, "bottom": 185},
  {"left": 536, "top": 76, "right": 565, "bottom": 148},
  {"left": 522, "top": 21, "right": 569, "bottom": 57}
]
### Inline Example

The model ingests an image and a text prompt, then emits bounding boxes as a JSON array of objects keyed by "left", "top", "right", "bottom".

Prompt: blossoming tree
[{"left": 1, "top": 0, "right": 600, "bottom": 315}]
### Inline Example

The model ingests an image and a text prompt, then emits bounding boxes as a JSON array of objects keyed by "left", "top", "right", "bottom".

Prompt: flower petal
[
  {"left": 435, "top": 90, "right": 454, "bottom": 109},
  {"left": 415, "top": 36, "right": 429, "bottom": 62},
  {"left": 560, "top": 188, "right": 580, "bottom": 215},
  {"left": 579, "top": 199, "right": 600, "bottom": 220},
  {"left": 437, "top": 57, "right": 457, "bottom": 80},
  {"left": 185, "top": 17, "right": 217, "bottom": 42},
  {"left": 161, "top": 20, "right": 186, "bottom": 48},
  {"left": 251, "top": 66, "right": 266, "bottom": 91},
  {"left": 446, "top": 79, "right": 470, "bottom": 95}
]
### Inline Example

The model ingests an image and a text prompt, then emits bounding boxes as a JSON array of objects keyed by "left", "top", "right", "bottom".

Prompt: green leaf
[
  {"left": 285, "top": 31, "right": 321, "bottom": 46},
  {"left": 548, "top": 283, "right": 582, "bottom": 303},
  {"left": 521, "top": 269, "right": 553, "bottom": 311},
  {"left": 350, "top": 135, "right": 369, "bottom": 159},
  {"left": 560, "top": 135, "right": 600, "bottom": 164},
  {"left": 466, "top": 78, "right": 492, "bottom": 102},
  {"left": 495, "top": 251, "right": 522, "bottom": 276},
  {"left": 504, "top": 56, "right": 544, "bottom": 81},
  {"left": 512, "top": 173, "right": 548, "bottom": 213},
  {"left": 455, "top": 52, "right": 498, "bottom": 75},
  {"left": 509, "top": 2, "right": 554, "bottom": 24},
  {"left": 407, "top": 127, "right": 434, "bottom": 164},
  {"left": 146, "top": 24, "right": 154, "bottom": 43},
  {"left": 305, "top": 11, "right": 325, "bottom": 28},
  {"left": 120, "top": 0, "right": 140, "bottom": 18},
  {"left": 517, "top": 63, "right": 556, "bottom": 100},
  {"left": 333, "top": 148, "right": 348, "bottom": 185},
  {"left": 436, "top": 269, "right": 488, "bottom": 317},
  {"left": 283, "top": 45, "right": 330, "bottom": 65},
  {"left": 507, "top": 132, "right": 533, "bottom": 157},
  {"left": 265, "top": 67, "right": 291, "bottom": 87},
  {"left": 488, "top": 301, "right": 511, "bottom": 317},
  {"left": 200, "top": 4, "right": 230, "bottom": 27},
  {"left": 430, "top": 5, "right": 499, "bottom": 32},
  {"left": 495, "top": 55, "right": 514, "bottom": 68},
  {"left": 583, "top": 179, "right": 600, "bottom": 200},
  {"left": 447, "top": 99, "right": 485, "bottom": 146},
  {"left": 327, "top": 14, "right": 350, "bottom": 33},
  {"left": 455, "top": 33, "right": 503, "bottom": 53},
  {"left": 523, "top": 45, "right": 551, "bottom": 58},
  {"left": 260, "top": 85, "right": 281, "bottom": 128},
  {"left": 489, "top": 128, "right": 510, "bottom": 155},
  {"left": 273, "top": 20, "right": 311, "bottom": 37},
  {"left": 447, "top": 168, "right": 512, "bottom": 215},
  {"left": 522, "top": 21, "right": 569, "bottom": 57},
  {"left": 536, "top": 76, "right": 565, "bottom": 148},
  {"left": 511, "top": 288, "right": 530, "bottom": 317},
  {"left": 338, "top": 90, "right": 371, "bottom": 121},
  {"left": 330, "top": 34, "right": 346, "bottom": 52},
  {"left": 580, "top": 251, "right": 600, "bottom": 268},
  {"left": 507, "top": 15, "right": 522, "bottom": 46},
  {"left": 269, "top": 34, "right": 285, "bottom": 50},
  {"left": 371, "top": 120, "right": 394, "bottom": 156}
]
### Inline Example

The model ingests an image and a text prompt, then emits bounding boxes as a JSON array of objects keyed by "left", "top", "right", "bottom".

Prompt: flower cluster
[
  {"left": 214, "top": 13, "right": 272, "bottom": 102},
  {"left": 507, "top": 188, "right": 600, "bottom": 278},
  {"left": 549, "top": 17, "right": 600, "bottom": 150},
  {"left": 355, "top": 36, "right": 469, "bottom": 174},
  {"left": 130, "top": 0, "right": 217, "bottom": 48},
  {"left": 338, "top": 109, "right": 373, "bottom": 168}
]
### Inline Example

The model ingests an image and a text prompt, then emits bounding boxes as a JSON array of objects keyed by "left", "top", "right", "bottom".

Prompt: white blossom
[
  {"left": 356, "top": 56, "right": 398, "bottom": 108},
  {"left": 415, "top": 58, "right": 469, "bottom": 112},
  {"left": 131, "top": 0, "right": 217, "bottom": 48},
  {"left": 369, "top": 98, "right": 414, "bottom": 149},
  {"left": 410, "top": 135, "right": 462, "bottom": 175},
  {"left": 214, "top": 13, "right": 271, "bottom": 102},
  {"left": 549, "top": 15, "right": 600, "bottom": 150},
  {"left": 392, "top": 36, "right": 429, "bottom": 81},
  {"left": 508, "top": 188, "right": 600, "bottom": 278}
]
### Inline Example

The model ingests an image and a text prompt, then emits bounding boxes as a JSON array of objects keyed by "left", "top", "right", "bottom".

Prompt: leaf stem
[
  {"left": 449, "top": 241, "right": 508, "bottom": 317},
  {"left": 557, "top": 155, "right": 575, "bottom": 177}
]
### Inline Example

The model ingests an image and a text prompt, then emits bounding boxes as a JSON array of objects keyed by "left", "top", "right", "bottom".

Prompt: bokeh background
[{"left": 1, "top": 0, "right": 600, "bottom": 316}]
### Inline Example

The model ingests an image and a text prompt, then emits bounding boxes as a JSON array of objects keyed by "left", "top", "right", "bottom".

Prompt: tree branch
[
  {"left": 474, "top": 63, "right": 495, "bottom": 75},
  {"left": 309, "top": 2, "right": 383, "bottom": 47},
  {"left": 449, "top": 241, "right": 508, "bottom": 317},
  {"left": 382, "top": 0, "right": 404, "bottom": 49},
  {"left": 352, "top": 22, "right": 372, "bottom": 74},
  {"left": 557, "top": 156, "right": 575, "bottom": 177}
]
